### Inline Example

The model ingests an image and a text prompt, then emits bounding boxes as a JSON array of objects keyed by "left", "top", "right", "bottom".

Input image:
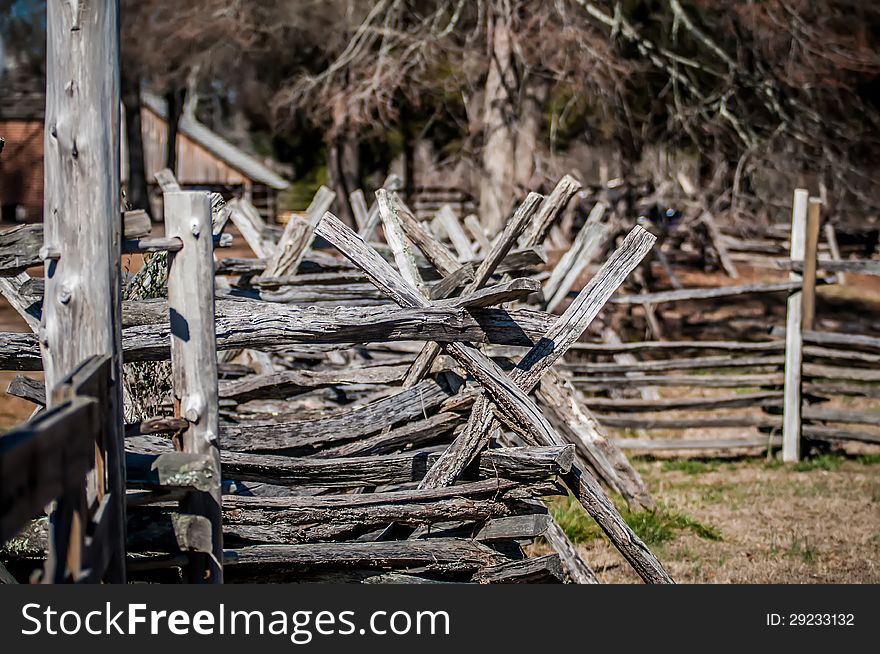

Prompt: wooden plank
[
  {"left": 437, "top": 205, "right": 477, "bottom": 261},
  {"left": 403, "top": 193, "right": 543, "bottom": 386},
  {"left": 0, "top": 397, "right": 97, "bottom": 544},
  {"left": 263, "top": 186, "right": 336, "bottom": 277},
  {"left": 219, "top": 380, "right": 451, "bottom": 453},
  {"left": 123, "top": 210, "right": 152, "bottom": 239},
  {"left": 783, "top": 189, "right": 809, "bottom": 463},
  {"left": 701, "top": 212, "right": 738, "bottom": 278},
  {"left": 0, "top": 306, "right": 562, "bottom": 369},
  {"left": 165, "top": 191, "right": 223, "bottom": 583},
  {"left": 43, "top": 0, "right": 126, "bottom": 583},
  {"left": 349, "top": 189, "right": 370, "bottom": 231},
  {"left": 780, "top": 258, "right": 880, "bottom": 276},
  {"left": 801, "top": 198, "right": 822, "bottom": 330},
  {"left": 0, "top": 273, "right": 41, "bottom": 332},
  {"left": 126, "top": 440, "right": 575, "bottom": 488},
  {"left": 823, "top": 222, "right": 845, "bottom": 283},
  {"left": 571, "top": 373, "right": 785, "bottom": 389},
  {"left": 471, "top": 554, "right": 564, "bottom": 584},
  {"left": 615, "top": 436, "right": 782, "bottom": 451},
  {"left": 218, "top": 364, "right": 409, "bottom": 402},
  {"left": 379, "top": 191, "right": 460, "bottom": 277},
  {"left": 610, "top": 280, "right": 811, "bottom": 304},
  {"left": 316, "top": 412, "right": 461, "bottom": 458},
  {"left": 582, "top": 391, "right": 783, "bottom": 412},
  {"left": 0, "top": 225, "right": 44, "bottom": 276},
  {"left": 537, "top": 370, "right": 654, "bottom": 511},
  {"left": 801, "top": 329, "right": 880, "bottom": 353},
  {"left": 228, "top": 199, "right": 274, "bottom": 259},
  {"left": 564, "top": 354, "right": 783, "bottom": 374},
  {"left": 6, "top": 374, "right": 46, "bottom": 406},
  {"left": 154, "top": 168, "right": 182, "bottom": 192},
  {"left": 545, "top": 202, "right": 608, "bottom": 311},
  {"left": 464, "top": 214, "right": 492, "bottom": 253},
  {"left": 540, "top": 511, "right": 598, "bottom": 584},
  {"left": 228, "top": 539, "right": 504, "bottom": 570},
  {"left": 520, "top": 175, "right": 581, "bottom": 247},
  {"left": 569, "top": 339, "right": 785, "bottom": 354},
  {"left": 358, "top": 174, "right": 403, "bottom": 241},
  {"left": 595, "top": 415, "right": 778, "bottom": 430}
]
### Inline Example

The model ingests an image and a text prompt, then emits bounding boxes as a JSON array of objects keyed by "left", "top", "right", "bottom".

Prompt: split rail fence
[{"left": 1, "top": 2, "right": 877, "bottom": 585}]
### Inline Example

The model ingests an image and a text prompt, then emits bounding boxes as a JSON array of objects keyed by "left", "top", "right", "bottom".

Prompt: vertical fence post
[
  {"left": 42, "top": 0, "right": 126, "bottom": 582},
  {"left": 782, "top": 189, "right": 809, "bottom": 463},
  {"left": 802, "top": 198, "right": 822, "bottom": 331},
  {"left": 165, "top": 191, "right": 223, "bottom": 583}
]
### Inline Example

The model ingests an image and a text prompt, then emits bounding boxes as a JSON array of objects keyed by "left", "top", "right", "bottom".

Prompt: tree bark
[
  {"left": 122, "top": 75, "right": 149, "bottom": 213},
  {"left": 514, "top": 77, "right": 546, "bottom": 193},
  {"left": 164, "top": 87, "right": 186, "bottom": 174},
  {"left": 327, "top": 131, "right": 359, "bottom": 227},
  {"left": 479, "top": 1, "right": 518, "bottom": 236}
]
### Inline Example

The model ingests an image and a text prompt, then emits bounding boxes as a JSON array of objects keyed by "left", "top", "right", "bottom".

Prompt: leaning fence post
[
  {"left": 782, "top": 189, "right": 809, "bottom": 462},
  {"left": 802, "top": 198, "right": 822, "bottom": 331},
  {"left": 41, "top": 0, "right": 126, "bottom": 582},
  {"left": 165, "top": 191, "right": 223, "bottom": 583}
]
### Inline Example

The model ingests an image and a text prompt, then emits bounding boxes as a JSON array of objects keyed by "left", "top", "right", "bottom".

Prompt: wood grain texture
[
  {"left": 165, "top": 191, "right": 223, "bottom": 582},
  {"left": 42, "top": 1, "right": 126, "bottom": 582},
  {"left": 783, "top": 189, "right": 809, "bottom": 462}
]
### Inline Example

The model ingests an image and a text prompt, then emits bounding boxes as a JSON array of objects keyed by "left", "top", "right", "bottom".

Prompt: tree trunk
[
  {"left": 479, "top": 2, "right": 517, "bottom": 236},
  {"left": 164, "top": 87, "right": 186, "bottom": 174},
  {"left": 122, "top": 75, "right": 149, "bottom": 213},
  {"left": 327, "top": 130, "right": 360, "bottom": 228},
  {"left": 514, "top": 77, "right": 546, "bottom": 193}
]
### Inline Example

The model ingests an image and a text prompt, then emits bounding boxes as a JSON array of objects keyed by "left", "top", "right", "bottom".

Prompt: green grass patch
[
  {"left": 857, "top": 454, "right": 880, "bottom": 465},
  {"left": 549, "top": 494, "right": 722, "bottom": 546},
  {"left": 659, "top": 459, "right": 735, "bottom": 475},
  {"left": 792, "top": 455, "right": 844, "bottom": 472}
]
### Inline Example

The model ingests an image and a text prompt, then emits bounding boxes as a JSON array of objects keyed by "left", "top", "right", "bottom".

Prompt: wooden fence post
[
  {"left": 165, "top": 191, "right": 224, "bottom": 583},
  {"left": 802, "top": 198, "right": 822, "bottom": 331},
  {"left": 42, "top": 0, "right": 126, "bottom": 582},
  {"left": 782, "top": 189, "right": 809, "bottom": 462}
]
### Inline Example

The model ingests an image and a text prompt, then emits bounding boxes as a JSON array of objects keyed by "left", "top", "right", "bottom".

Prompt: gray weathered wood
[
  {"left": 0, "top": 306, "right": 562, "bottom": 370},
  {"left": 801, "top": 197, "right": 821, "bottom": 330},
  {"left": 437, "top": 205, "right": 477, "bottom": 261},
  {"left": 520, "top": 175, "right": 581, "bottom": 247},
  {"left": 42, "top": 0, "right": 126, "bottom": 583},
  {"left": 464, "top": 214, "right": 492, "bottom": 253},
  {"left": 403, "top": 192, "right": 543, "bottom": 386},
  {"left": 263, "top": 186, "right": 336, "bottom": 277},
  {"left": 165, "top": 191, "right": 223, "bottom": 582},
  {"left": 315, "top": 214, "right": 670, "bottom": 582},
  {"left": 541, "top": 511, "right": 598, "bottom": 584},
  {"left": 0, "top": 273, "right": 41, "bottom": 332},
  {"left": 545, "top": 202, "right": 608, "bottom": 311},
  {"left": 218, "top": 364, "right": 409, "bottom": 402},
  {"left": 783, "top": 189, "right": 809, "bottom": 462},
  {"left": 7, "top": 374, "right": 46, "bottom": 406},
  {"left": 0, "top": 225, "right": 44, "bottom": 276},
  {"left": 571, "top": 373, "right": 785, "bottom": 389},
  {"left": 228, "top": 539, "right": 504, "bottom": 570},
  {"left": 471, "top": 554, "right": 564, "bottom": 584},
  {"left": 379, "top": 191, "right": 460, "bottom": 277},
  {"left": 537, "top": 369, "right": 653, "bottom": 511},
  {"left": 228, "top": 198, "right": 275, "bottom": 259},
  {"left": 0, "top": 396, "right": 97, "bottom": 544}
]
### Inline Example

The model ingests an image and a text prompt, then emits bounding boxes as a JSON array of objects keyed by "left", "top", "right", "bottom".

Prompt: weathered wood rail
[{"left": 3, "top": 4, "right": 874, "bottom": 585}]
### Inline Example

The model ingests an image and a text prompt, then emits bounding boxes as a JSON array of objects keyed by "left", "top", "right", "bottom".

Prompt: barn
[{"left": 0, "top": 83, "right": 288, "bottom": 224}]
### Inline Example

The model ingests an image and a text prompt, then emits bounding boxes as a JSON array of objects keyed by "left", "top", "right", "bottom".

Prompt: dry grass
[{"left": 540, "top": 456, "right": 880, "bottom": 583}]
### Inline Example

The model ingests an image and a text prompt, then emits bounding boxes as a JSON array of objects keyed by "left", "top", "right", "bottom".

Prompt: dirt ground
[{"left": 539, "top": 456, "right": 880, "bottom": 583}]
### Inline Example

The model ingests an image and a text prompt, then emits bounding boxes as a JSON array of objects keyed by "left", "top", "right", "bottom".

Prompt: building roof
[{"left": 141, "top": 92, "right": 289, "bottom": 190}]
